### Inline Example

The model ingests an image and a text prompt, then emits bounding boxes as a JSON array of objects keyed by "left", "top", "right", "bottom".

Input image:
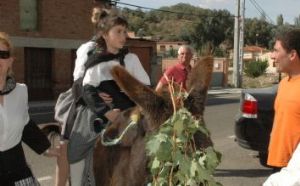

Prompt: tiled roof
[{"left": 243, "top": 46, "right": 268, "bottom": 52}]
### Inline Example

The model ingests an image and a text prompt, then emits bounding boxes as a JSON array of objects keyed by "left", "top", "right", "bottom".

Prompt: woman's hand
[
  {"left": 104, "top": 109, "right": 121, "bottom": 122},
  {"left": 99, "top": 92, "right": 113, "bottom": 104},
  {"left": 43, "top": 146, "right": 61, "bottom": 157}
]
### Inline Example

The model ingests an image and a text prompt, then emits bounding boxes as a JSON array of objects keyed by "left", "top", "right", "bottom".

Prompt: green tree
[
  {"left": 136, "top": 28, "right": 146, "bottom": 37},
  {"left": 144, "top": 11, "right": 159, "bottom": 23},
  {"left": 260, "top": 12, "right": 267, "bottom": 22},
  {"left": 244, "top": 18, "right": 274, "bottom": 48},
  {"left": 277, "top": 14, "right": 284, "bottom": 26},
  {"left": 295, "top": 15, "right": 300, "bottom": 27},
  {"left": 120, "top": 4, "right": 234, "bottom": 54},
  {"left": 189, "top": 9, "right": 233, "bottom": 52}
]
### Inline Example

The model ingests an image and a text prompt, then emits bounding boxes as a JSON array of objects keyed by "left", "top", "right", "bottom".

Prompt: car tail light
[{"left": 242, "top": 93, "right": 257, "bottom": 118}]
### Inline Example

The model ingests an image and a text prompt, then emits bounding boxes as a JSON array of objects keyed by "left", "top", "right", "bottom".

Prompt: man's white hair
[{"left": 178, "top": 45, "right": 194, "bottom": 55}]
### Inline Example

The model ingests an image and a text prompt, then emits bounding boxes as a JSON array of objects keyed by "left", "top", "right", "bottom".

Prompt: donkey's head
[{"left": 103, "top": 56, "right": 213, "bottom": 145}]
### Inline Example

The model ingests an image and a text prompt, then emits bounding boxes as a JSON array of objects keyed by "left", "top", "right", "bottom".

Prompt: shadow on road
[{"left": 214, "top": 168, "right": 272, "bottom": 178}]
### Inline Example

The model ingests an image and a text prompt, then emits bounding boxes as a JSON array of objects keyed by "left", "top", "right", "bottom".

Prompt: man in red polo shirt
[{"left": 155, "top": 45, "right": 193, "bottom": 93}]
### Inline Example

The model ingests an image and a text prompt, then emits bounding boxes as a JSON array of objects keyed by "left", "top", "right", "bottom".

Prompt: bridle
[{"left": 100, "top": 112, "right": 141, "bottom": 146}]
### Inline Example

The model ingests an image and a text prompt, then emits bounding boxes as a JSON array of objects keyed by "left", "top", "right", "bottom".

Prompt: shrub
[{"left": 244, "top": 59, "right": 268, "bottom": 78}]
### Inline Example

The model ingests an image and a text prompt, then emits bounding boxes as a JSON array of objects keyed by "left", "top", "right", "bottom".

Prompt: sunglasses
[{"left": 0, "top": 50, "right": 10, "bottom": 59}]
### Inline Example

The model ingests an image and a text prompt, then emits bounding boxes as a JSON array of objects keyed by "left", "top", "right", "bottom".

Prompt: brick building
[{"left": 0, "top": 0, "right": 156, "bottom": 101}]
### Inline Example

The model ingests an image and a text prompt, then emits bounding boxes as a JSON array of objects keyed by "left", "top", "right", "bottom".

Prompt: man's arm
[
  {"left": 155, "top": 66, "right": 175, "bottom": 94},
  {"left": 155, "top": 81, "right": 165, "bottom": 94}
]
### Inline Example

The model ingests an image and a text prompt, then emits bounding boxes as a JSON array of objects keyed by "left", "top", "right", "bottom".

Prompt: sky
[{"left": 117, "top": 0, "right": 299, "bottom": 24}]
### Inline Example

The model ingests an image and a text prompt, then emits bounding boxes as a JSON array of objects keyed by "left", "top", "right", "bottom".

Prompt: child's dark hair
[{"left": 93, "top": 8, "right": 128, "bottom": 50}]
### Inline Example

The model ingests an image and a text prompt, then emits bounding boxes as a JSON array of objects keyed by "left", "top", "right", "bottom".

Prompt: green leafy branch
[{"left": 146, "top": 108, "right": 222, "bottom": 186}]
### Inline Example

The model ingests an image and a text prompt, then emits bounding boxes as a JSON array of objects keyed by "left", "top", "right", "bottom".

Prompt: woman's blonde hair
[
  {"left": 0, "top": 32, "right": 13, "bottom": 53},
  {"left": 0, "top": 32, "right": 14, "bottom": 76}
]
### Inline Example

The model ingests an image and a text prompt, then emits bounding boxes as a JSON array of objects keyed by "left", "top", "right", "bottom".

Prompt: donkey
[{"left": 93, "top": 56, "right": 214, "bottom": 186}]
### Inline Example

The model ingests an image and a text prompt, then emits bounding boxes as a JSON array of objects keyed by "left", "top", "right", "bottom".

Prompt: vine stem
[
  {"left": 168, "top": 165, "right": 174, "bottom": 186},
  {"left": 169, "top": 129, "right": 177, "bottom": 186},
  {"left": 191, "top": 136, "right": 197, "bottom": 152},
  {"left": 164, "top": 74, "right": 177, "bottom": 114},
  {"left": 184, "top": 131, "right": 189, "bottom": 158},
  {"left": 153, "top": 175, "right": 157, "bottom": 186}
]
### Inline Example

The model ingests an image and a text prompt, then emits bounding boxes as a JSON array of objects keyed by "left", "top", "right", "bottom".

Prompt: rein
[{"left": 101, "top": 113, "right": 140, "bottom": 146}]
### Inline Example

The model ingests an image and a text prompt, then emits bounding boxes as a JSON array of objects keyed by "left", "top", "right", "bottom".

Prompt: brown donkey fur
[{"left": 93, "top": 56, "right": 214, "bottom": 186}]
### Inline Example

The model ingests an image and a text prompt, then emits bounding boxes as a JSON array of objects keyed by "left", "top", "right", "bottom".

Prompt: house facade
[
  {"left": 0, "top": 0, "right": 156, "bottom": 101},
  {"left": 157, "top": 41, "right": 188, "bottom": 57},
  {"left": 242, "top": 46, "right": 269, "bottom": 62},
  {"left": 259, "top": 52, "right": 277, "bottom": 73},
  {"left": 229, "top": 46, "right": 269, "bottom": 62},
  {"left": 229, "top": 45, "right": 276, "bottom": 73}
]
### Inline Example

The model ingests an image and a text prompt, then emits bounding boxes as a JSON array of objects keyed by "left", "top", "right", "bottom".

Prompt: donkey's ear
[
  {"left": 185, "top": 56, "right": 214, "bottom": 118},
  {"left": 186, "top": 56, "right": 214, "bottom": 91},
  {"left": 111, "top": 65, "right": 173, "bottom": 129},
  {"left": 110, "top": 65, "right": 156, "bottom": 108}
]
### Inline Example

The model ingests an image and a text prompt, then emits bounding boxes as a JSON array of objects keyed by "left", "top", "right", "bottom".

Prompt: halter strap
[{"left": 101, "top": 113, "right": 140, "bottom": 146}]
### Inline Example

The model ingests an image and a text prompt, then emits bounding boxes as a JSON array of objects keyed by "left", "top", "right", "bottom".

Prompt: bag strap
[
  {"left": 84, "top": 47, "right": 128, "bottom": 75},
  {"left": 71, "top": 47, "right": 129, "bottom": 100}
]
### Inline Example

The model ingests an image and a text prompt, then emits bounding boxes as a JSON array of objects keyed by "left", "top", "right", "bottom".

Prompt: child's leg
[
  {"left": 55, "top": 141, "right": 70, "bottom": 186},
  {"left": 70, "top": 159, "right": 85, "bottom": 186}
]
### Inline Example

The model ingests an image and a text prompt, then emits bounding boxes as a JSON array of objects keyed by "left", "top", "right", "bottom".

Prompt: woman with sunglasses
[{"left": 0, "top": 32, "right": 60, "bottom": 186}]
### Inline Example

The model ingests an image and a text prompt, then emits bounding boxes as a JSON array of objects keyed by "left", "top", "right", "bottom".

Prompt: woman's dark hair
[
  {"left": 93, "top": 8, "right": 128, "bottom": 50},
  {"left": 276, "top": 29, "right": 300, "bottom": 57}
]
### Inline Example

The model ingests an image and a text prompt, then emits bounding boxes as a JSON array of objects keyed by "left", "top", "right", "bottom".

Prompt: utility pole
[
  {"left": 233, "top": 0, "right": 240, "bottom": 87},
  {"left": 239, "top": 0, "right": 245, "bottom": 88}
]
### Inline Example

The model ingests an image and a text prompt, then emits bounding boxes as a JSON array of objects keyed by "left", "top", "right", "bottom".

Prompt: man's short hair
[
  {"left": 276, "top": 29, "right": 300, "bottom": 57},
  {"left": 178, "top": 45, "right": 194, "bottom": 55}
]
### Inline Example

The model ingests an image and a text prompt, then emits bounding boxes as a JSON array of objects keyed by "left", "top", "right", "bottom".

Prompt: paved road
[
  {"left": 24, "top": 93, "right": 273, "bottom": 186},
  {"left": 206, "top": 94, "right": 272, "bottom": 186}
]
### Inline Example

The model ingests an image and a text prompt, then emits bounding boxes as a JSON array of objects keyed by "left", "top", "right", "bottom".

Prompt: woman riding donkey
[{"left": 58, "top": 8, "right": 150, "bottom": 186}]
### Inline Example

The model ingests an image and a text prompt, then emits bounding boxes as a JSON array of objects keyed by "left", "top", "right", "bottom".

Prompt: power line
[
  {"left": 112, "top": 0, "right": 236, "bottom": 18},
  {"left": 248, "top": 0, "right": 264, "bottom": 16},
  {"left": 251, "top": 0, "right": 274, "bottom": 23},
  {"left": 248, "top": 0, "right": 274, "bottom": 24}
]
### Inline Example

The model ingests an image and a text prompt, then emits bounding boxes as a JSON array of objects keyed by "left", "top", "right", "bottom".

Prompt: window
[
  {"left": 20, "top": 0, "right": 38, "bottom": 31},
  {"left": 160, "top": 45, "right": 166, "bottom": 52},
  {"left": 25, "top": 47, "right": 53, "bottom": 101}
]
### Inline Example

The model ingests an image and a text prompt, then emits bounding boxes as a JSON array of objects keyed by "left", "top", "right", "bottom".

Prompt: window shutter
[{"left": 20, "top": 0, "right": 37, "bottom": 31}]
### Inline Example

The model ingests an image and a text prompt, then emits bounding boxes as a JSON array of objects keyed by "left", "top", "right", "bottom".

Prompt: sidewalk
[{"left": 208, "top": 87, "right": 242, "bottom": 95}]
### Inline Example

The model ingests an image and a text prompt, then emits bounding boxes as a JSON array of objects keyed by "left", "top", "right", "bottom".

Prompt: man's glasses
[{"left": 0, "top": 50, "right": 10, "bottom": 59}]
